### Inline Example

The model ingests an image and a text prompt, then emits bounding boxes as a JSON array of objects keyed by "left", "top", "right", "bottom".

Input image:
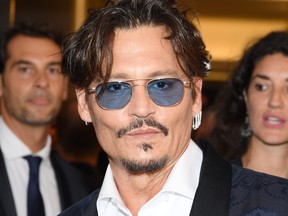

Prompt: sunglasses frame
[{"left": 87, "top": 77, "right": 191, "bottom": 110}]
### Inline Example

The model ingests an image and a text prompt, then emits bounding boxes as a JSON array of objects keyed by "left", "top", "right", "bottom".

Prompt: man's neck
[
  {"left": 2, "top": 115, "right": 50, "bottom": 154},
  {"left": 110, "top": 160, "right": 175, "bottom": 215}
]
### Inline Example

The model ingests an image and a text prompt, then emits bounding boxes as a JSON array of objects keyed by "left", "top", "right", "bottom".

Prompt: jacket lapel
[
  {"left": 50, "top": 152, "right": 73, "bottom": 211},
  {"left": 190, "top": 141, "right": 232, "bottom": 216},
  {"left": 84, "top": 190, "right": 100, "bottom": 216},
  {"left": 0, "top": 148, "right": 17, "bottom": 216}
]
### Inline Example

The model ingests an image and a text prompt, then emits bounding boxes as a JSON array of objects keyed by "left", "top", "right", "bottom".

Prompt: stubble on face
[
  {"left": 117, "top": 118, "right": 169, "bottom": 175},
  {"left": 117, "top": 118, "right": 168, "bottom": 138},
  {"left": 120, "top": 155, "right": 168, "bottom": 175},
  {"left": 1, "top": 85, "right": 60, "bottom": 127},
  {"left": 0, "top": 36, "right": 66, "bottom": 127}
]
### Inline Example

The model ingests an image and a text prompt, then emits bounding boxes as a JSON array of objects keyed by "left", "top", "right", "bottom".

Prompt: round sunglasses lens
[
  {"left": 148, "top": 79, "right": 184, "bottom": 106},
  {"left": 96, "top": 82, "right": 132, "bottom": 109}
]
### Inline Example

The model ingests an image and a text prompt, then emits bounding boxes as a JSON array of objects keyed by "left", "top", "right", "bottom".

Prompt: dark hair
[
  {"left": 62, "top": 0, "right": 210, "bottom": 92},
  {"left": 0, "top": 22, "right": 63, "bottom": 73},
  {"left": 208, "top": 30, "right": 288, "bottom": 160}
]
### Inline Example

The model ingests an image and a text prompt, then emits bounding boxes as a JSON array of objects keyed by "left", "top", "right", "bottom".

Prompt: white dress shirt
[
  {"left": 0, "top": 117, "right": 61, "bottom": 216},
  {"left": 97, "top": 139, "right": 203, "bottom": 216}
]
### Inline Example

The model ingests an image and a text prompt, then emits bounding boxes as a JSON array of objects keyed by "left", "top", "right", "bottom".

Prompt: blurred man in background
[{"left": 0, "top": 22, "right": 89, "bottom": 216}]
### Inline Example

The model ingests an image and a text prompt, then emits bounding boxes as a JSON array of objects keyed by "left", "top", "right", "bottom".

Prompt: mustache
[{"left": 117, "top": 118, "right": 168, "bottom": 138}]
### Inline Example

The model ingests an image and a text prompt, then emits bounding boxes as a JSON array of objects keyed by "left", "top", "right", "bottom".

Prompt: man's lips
[
  {"left": 28, "top": 98, "right": 50, "bottom": 106},
  {"left": 126, "top": 128, "right": 161, "bottom": 136}
]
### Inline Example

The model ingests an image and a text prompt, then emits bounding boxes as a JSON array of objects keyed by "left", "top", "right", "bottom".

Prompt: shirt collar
[
  {"left": 0, "top": 116, "right": 51, "bottom": 160},
  {"left": 162, "top": 139, "right": 202, "bottom": 199},
  {"left": 98, "top": 139, "right": 203, "bottom": 204}
]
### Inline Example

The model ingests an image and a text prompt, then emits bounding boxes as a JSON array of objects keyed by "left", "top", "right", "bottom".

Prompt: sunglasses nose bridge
[
  {"left": 132, "top": 83, "right": 146, "bottom": 87},
  {"left": 127, "top": 83, "right": 156, "bottom": 117},
  {"left": 130, "top": 82, "right": 151, "bottom": 101}
]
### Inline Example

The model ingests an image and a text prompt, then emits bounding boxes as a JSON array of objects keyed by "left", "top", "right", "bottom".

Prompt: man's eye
[
  {"left": 48, "top": 67, "right": 61, "bottom": 74},
  {"left": 107, "top": 83, "right": 129, "bottom": 92},
  {"left": 18, "top": 66, "right": 30, "bottom": 73},
  {"left": 152, "top": 80, "right": 171, "bottom": 90}
]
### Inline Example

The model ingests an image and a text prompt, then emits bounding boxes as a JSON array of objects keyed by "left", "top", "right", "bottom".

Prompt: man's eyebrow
[
  {"left": 110, "top": 70, "right": 179, "bottom": 80},
  {"left": 11, "top": 60, "right": 33, "bottom": 68},
  {"left": 47, "top": 61, "right": 61, "bottom": 66},
  {"left": 149, "top": 70, "right": 179, "bottom": 77},
  {"left": 10, "top": 60, "right": 61, "bottom": 69}
]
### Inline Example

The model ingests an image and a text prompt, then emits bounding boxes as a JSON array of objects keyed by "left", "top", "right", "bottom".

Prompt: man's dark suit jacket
[
  {"left": 59, "top": 141, "right": 288, "bottom": 216},
  {"left": 0, "top": 149, "right": 90, "bottom": 216}
]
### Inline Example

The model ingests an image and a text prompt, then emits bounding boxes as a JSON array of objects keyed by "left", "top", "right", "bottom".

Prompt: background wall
[
  {"left": 1, "top": 0, "right": 288, "bottom": 105},
  {"left": 195, "top": 0, "right": 288, "bottom": 82}
]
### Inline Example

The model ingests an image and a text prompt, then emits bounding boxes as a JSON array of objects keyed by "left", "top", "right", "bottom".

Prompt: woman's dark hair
[
  {"left": 62, "top": 0, "right": 210, "bottom": 93},
  {"left": 208, "top": 30, "right": 288, "bottom": 160}
]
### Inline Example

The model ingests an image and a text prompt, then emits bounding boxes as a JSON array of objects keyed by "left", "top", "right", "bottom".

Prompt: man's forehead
[
  {"left": 8, "top": 35, "right": 60, "bottom": 55},
  {"left": 113, "top": 25, "right": 171, "bottom": 50},
  {"left": 100, "top": 27, "right": 186, "bottom": 83}
]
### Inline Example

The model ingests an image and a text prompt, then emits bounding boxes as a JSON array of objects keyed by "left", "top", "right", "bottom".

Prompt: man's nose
[
  {"left": 35, "top": 71, "right": 49, "bottom": 88},
  {"left": 127, "top": 85, "right": 156, "bottom": 118}
]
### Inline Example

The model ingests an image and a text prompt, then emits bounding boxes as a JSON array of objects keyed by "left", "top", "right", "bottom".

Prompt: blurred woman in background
[{"left": 207, "top": 31, "right": 288, "bottom": 179}]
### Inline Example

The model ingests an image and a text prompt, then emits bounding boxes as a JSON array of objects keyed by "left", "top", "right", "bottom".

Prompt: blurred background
[
  {"left": 1, "top": 0, "right": 287, "bottom": 106},
  {"left": 1, "top": 0, "right": 288, "bottom": 188}
]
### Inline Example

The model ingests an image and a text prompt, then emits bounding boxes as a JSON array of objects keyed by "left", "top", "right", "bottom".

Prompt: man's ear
[
  {"left": 192, "top": 77, "right": 203, "bottom": 114},
  {"left": 75, "top": 89, "right": 92, "bottom": 122}
]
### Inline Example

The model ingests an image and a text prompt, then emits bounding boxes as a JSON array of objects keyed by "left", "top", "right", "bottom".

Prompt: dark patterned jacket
[{"left": 59, "top": 141, "right": 288, "bottom": 216}]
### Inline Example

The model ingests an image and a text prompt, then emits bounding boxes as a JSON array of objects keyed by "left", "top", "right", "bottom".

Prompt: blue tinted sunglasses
[{"left": 87, "top": 78, "right": 191, "bottom": 110}]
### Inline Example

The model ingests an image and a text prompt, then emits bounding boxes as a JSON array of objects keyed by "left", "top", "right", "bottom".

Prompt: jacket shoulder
[
  {"left": 50, "top": 151, "right": 90, "bottom": 208},
  {"left": 59, "top": 189, "right": 100, "bottom": 216}
]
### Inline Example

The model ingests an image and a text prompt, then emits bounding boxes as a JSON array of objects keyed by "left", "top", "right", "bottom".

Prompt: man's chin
[
  {"left": 22, "top": 116, "right": 54, "bottom": 127},
  {"left": 120, "top": 156, "right": 168, "bottom": 175}
]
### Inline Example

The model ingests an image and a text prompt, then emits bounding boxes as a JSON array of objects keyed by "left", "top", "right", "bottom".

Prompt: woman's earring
[
  {"left": 241, "top": 115, "right": 251, "bottom": 137},
  {"left": 192, "top": 111, "right": 202, "bottom": 130},
  {"left": 85, "top": 121, "right": 88, "bottom": 126}
]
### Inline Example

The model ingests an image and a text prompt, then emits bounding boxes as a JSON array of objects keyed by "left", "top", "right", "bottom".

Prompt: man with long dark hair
[{"left": 60, "top": 1, "right": 288, "bottom": 215}]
